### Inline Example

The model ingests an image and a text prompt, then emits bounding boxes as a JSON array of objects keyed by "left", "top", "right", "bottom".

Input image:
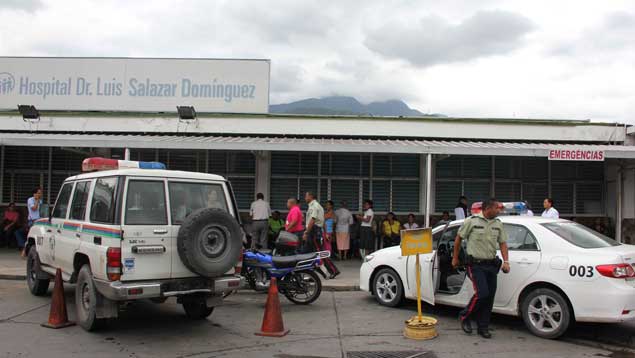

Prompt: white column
[
  {"left": 254, "top": 151, "right": 271, "bottom": 201},
  {"left": 616, "top": 163, "right": 622, "bottom": 242},
  {"left": 419, "top": 154, "right": 425, "bottom": 215},
  {"left": 425, "top": 153, "right": 432, "bottom": 228}
]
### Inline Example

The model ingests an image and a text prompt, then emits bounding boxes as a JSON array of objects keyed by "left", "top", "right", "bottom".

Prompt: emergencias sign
[
  {"left": 548, "top": 148, "right": 605, "bottom": 161},
  {"left": 0, "top": 57, "right": 270, "bottom": 113}
]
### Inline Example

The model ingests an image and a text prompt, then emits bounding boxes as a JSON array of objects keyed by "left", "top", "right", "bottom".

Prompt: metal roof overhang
[{"left": 2, "top": 132, "right": 635, "bottom": 158}]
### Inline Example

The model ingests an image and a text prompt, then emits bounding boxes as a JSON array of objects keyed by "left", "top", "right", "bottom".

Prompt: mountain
[{"left": 269, "top": 96, "right": 444, "bottom": 117}]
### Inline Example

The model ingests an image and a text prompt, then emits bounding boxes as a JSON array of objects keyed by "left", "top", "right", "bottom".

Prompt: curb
[{"left": 0, "top": 274, "right": 26, "bottom": 281}]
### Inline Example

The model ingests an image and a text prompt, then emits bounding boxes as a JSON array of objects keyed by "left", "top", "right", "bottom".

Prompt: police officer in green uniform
[{"left": 452, "top": 198, "right": 510, "bottom": 339}]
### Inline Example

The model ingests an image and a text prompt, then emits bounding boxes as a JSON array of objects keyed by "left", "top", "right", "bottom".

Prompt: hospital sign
[{"left": 0, "top": 57, "right": 270, "bottom": 114}]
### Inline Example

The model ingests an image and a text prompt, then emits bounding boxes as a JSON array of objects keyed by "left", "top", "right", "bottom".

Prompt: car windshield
[{"left": 542, "top": 222, "right": 619, "bottom": 248}]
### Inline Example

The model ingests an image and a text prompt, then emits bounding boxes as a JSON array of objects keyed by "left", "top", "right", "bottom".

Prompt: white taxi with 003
[{"left": 360, "top": 216, "right": 635, "bottom": 339}]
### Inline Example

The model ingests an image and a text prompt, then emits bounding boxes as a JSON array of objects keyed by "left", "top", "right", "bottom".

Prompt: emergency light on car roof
[
  {"left": 82, "top": 157, "right": 166, "bottom": 172},
  {"left": 471, "top": 201, "right": 527, "bottom": 215}
]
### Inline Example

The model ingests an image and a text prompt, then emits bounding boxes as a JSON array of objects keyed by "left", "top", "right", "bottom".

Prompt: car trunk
[{"left": 593, "top": 245, "right": 635, "bottom": 287}]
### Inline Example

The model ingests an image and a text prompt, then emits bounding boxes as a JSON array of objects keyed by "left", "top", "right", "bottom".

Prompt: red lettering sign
[{"left": 548, "top": 148, "right": 605, "bottom": 162}]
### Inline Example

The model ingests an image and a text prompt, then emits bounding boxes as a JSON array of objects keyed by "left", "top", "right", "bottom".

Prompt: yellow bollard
[{"left": 403, "top": 253, "right": 438, "bottom": 340}]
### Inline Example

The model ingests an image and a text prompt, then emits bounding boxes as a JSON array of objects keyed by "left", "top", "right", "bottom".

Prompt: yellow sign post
[{"left": 400, "top": 227, "right": 438, "bottom": 340}]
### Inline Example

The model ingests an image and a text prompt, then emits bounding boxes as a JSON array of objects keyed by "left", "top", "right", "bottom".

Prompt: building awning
[{"left": 2, "top": 132, "right": 635, "bottom": 158}]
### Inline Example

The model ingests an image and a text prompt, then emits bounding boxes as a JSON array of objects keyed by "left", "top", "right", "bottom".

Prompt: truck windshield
[
  {"left": 542, "top": 222, "right": 620, "bottom": 248},
  {"left": 169, "top": 182, "right": 228, "bottom": 225}
]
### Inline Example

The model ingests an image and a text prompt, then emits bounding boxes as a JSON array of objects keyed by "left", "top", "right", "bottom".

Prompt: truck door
[
  {"left": 168, "top": 180, "right": 231, "bottom": 278},
  {"left": 41, "top": 182, "right": 74, "bottom": 266},
  {"left": 56, "top": 180, "right": 91, "bottom": 272},
  {"left": 120, "top": 178, "right": 171, "bottom": 281}
]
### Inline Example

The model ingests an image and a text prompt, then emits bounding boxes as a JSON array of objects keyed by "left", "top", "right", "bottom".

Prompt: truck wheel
[
  {"left": 177, "top": 208, "right": 242, "bottom": 277},
  {"left": 26, "top": 248, "right": 50, "bottom": 296},
  {"left": 521, "top": 288, "right": 571, "bottom": 339},
  {"left": 182, "top": 296, "right": 214, "bottom": 320},
  {"left": 76, "top": 265, "right": 107, "bottom": 331}
]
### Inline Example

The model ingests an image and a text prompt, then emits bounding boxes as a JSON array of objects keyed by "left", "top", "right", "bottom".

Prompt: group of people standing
[
  {"left": 250, "top": 193, "right": 434, "bottom": 265},
  {"left": 250, "top": 192, "right": 342, "bottom": 279}
]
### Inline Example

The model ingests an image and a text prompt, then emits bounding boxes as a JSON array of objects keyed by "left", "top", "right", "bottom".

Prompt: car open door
[
  {"left": 420, "top": 251, "right": 436, "bottom": 305},
  {"left": 406, "top": 247, "right": 438, "bottom": 305}
]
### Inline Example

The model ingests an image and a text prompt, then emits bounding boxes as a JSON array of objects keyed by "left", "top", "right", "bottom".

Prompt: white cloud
[
  {"left": 364, "top": 10, "right": 534, "bottom": 67},
  {"left": 0, "top": 0, "right": 43, "bottom": 12},
  {"left": 0, "top": 0, "right": 633, "bottom": 124}
]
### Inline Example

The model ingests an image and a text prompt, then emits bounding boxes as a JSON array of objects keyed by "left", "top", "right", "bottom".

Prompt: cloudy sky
[{"left": 1, "top": 0, "right": 634, "bottom": 123}]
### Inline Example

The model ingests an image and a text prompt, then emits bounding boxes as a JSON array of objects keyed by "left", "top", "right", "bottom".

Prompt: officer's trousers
[{"left": 459, "top": 263, "right": 499, "bottom": 330}]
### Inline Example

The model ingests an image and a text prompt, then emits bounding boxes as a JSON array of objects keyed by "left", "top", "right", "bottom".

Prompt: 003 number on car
[{"left": 569, "top": 265, "right": 594, "bottom": 278}]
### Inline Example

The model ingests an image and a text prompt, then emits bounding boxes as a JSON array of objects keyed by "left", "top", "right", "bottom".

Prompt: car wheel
[
  {"left": 76, "top": 265, "right": 108, "bottom": 331},
  {"left": 521, "top": 288, "right": 571, "bottom": 339},
  {"left": 26, "top": 248, "right": 50, "bottom": 296},
  {"left": 182, "top": 295, "right": 215, "bottom": 320},
  {"left": 373, "top": 268, "right": 404, "bottom": 307},
  {"left": 177, "top": 208, "right": 242, "bottom": 277}
]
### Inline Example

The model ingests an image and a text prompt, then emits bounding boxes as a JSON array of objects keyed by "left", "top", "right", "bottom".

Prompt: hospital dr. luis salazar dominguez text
[
  {"left": 13, "top": 75, "right": 256, "bottom": 102},
  {"left": 0, "top": 57, "right": 270, "bottom": 113}
]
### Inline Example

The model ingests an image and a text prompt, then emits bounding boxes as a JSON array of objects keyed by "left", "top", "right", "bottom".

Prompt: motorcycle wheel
[
  {"left": 282, "top": 270, "right": 322, "bottom": 305},
  {"left": 244, "top": 267, "right": 269, "bottom": 292}
]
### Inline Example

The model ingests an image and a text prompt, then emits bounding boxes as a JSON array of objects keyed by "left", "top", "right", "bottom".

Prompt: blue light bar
[{"left": 138, "top": 161, "right": 166, "bottom": 169}]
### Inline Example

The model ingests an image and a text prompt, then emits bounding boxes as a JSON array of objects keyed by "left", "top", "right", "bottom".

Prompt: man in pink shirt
[{"left": 285, "top": 198, "right": 304, "bottom": 236}]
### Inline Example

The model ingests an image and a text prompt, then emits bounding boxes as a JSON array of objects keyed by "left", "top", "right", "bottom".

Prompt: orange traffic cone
[
  {"left": 255, "top": 277, "right": 289, "bottom": 337},
  {"left": 41, "top": 268, "right": 75, "bottom": 329}
]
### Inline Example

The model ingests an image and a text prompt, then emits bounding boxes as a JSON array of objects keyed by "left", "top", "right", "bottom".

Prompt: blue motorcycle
[{"left": 241, "top": 249, "right": 329, "bottom": 304}]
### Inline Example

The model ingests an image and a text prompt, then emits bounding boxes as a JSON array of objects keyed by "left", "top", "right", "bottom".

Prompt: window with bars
[
  {"left": 130, "top": 149, "right": 256, "bottom": 210},
  {"left": 2, "top": 147, "right": 257, "bottom": 211},
  {"left": 436, "top": 155, "right": 604, "bottom": 215},
  {"left": 270, "top": 152, "right": 420, "bottom": 213},
  {"left": 435, "top": 156, "right": 491, "bottom": 212}
]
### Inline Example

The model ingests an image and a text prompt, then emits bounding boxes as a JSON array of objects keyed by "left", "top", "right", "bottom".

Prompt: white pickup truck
[{"left": 25, "top": 158, "right": 244, "bottom": 331}]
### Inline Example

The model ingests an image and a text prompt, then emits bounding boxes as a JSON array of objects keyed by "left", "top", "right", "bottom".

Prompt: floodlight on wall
[
  {"left": 177, "top": 106, "right": 196, "bottom": 120},
  {"left": 18, "top": 105, "right": 40, "bottom": 120}
]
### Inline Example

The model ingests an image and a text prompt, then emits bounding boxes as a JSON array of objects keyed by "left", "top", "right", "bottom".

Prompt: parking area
[{"left": 1, "top": 279, "right": 634, "bottom": 358}]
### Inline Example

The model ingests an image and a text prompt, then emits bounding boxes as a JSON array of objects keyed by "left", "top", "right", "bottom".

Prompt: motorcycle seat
[{"left": 272, "top": 253, "right": 318, "bottom": 268}]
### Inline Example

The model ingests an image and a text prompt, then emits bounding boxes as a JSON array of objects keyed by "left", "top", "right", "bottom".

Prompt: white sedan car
[{"left": 360, "top": 216, "right": 635, "bottom": 339}]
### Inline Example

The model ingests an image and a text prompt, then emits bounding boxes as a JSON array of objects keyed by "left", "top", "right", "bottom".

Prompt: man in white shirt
[
  {"left": 250, "top": 193, "right": 271, "bottom": 249},
  {"left": 541, "top": 198, "right": 559, "bottom": 219},
  {"left": 357, "top": 200, "right": 375, "bottom": 258}
]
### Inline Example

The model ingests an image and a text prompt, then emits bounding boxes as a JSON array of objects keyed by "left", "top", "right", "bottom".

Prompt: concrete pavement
[
  {"left": 0, "top": 248, "right": 25, "bottom": 280},
  {"left": 2, "top": 279, "right": 634, "bottom": 358}
]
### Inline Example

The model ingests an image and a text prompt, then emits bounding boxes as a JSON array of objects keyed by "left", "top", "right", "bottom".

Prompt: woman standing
[
  {"left": 357, "top": 199, "right": 375, "bottom": 259},
  {"left": 322, "top": 200, "right": 340, "bottom": 279},
  {"left": 334, "top": 200, "right": 353, "bottom": 260},
  {"left": 323, "top": 201, "right": 336, "bottom": 254}
]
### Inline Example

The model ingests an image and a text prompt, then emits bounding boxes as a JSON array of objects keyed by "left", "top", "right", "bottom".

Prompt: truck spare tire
[{"left": 177, "top": 208, "right": 242, "bottom": 277}]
